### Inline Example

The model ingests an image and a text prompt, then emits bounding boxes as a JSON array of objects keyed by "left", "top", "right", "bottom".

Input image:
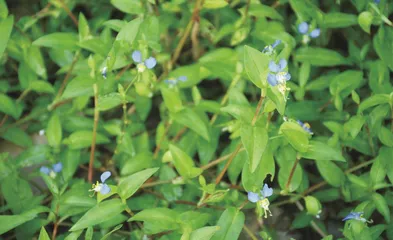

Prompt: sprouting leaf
[
  {"left": 38, "top": 227, "right": 50, "bottom": 240},
  {"left": 70, "top": 199, "right": 126, "bottom": 231},
  {"left": 358, "top": 11, "right": 373, "bottom": 34}
]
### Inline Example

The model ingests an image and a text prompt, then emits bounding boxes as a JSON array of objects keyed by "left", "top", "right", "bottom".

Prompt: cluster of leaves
[{"left": 1, "top": 0, "right": 393, "bottom": 239}]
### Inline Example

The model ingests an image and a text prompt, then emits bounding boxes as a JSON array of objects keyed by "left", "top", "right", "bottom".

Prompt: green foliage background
[{"left": 0, "top": 0, "right": 393, "bottom": 239}]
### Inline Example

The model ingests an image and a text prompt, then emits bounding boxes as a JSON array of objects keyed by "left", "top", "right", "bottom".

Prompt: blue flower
[
  {"left": 101, "top": 66, "right": 108, "bottom": 79},
  {"left": 374, "top": 0, "right": 380, "bottom": 3},
  {"left": 297, "top": 120, "right": 313, "bottom": 135},
  {"left": 342, "top": 212, "right": 367, "bottom": 222},
  {"left": 247, "top": 184, "right": 273, "bottom": 218},
  {"left": 132, "top": 50, "right": 157, "bottom": 73},
  {"left": 267, "top": 59, "right": 291, "bottom": 96},
  {"left": 298, "top": 22, "right": 320, "bottom": 43},
  {"left": 40, "top": 162, "right": 62, "bottom": 178},
  {"left": 90, "top": 171, "right": 111, "bottom": 195},
  {"left": 262, "top": 40, "right": 281, "bottom": 55},
  {"left": 164, "top": 76, "right": 187, "bottom": 87}
]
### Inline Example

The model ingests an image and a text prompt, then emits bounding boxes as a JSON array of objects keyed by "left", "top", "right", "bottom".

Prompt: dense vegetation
[{"left": 1, "top": 0, "right": 393, "bottom": 239}]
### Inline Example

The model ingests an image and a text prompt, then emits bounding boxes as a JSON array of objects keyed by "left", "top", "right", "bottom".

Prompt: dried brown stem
[{"left": 88, "top": 84, "right": 99, "bottom": 183}]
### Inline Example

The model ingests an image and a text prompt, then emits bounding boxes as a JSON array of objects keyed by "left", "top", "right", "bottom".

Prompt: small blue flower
[
  {"left": 247, "top": 184, "right": 273, "bottom": 218},
  {"left": 90, "top": 171, "right": 111, "bottom": 195},
  {"left": 132, "top": 50, "right": 157, "bottom": 72},
  {"left": 374, "top": 0, "right": 380, "bottom": 3},
  {"left": 267, "top": 59, "right": 291, "bottom": 87},
  {"left": 101, "top": 66, "right": 108, "bottom": 79},
  {"left": 164, "top": 76, "right": 187, "bottom": 87},
  {"left": 40, "top": 162, "right": 62, "bottom": 178},
  {"left": 297, "top": 120, "right": 313, "bottom": 135},
  {"left": 342, "top": 212, "right": 367, "bottom": 222},
  {"left": 262, "top": 39, "right": 281, "bottom": 55},
  {"left": 298, "top": 22, "right": 320, "bottom": 42}
]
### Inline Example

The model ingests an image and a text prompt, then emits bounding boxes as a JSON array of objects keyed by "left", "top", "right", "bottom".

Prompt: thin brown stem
[
  {"left": 215, "top": 144, "right": 242, "bottom": 185},
  {"left": 115, "top": 64, "right": 132, "bottom": 80},
  {"left": 153, "top": 122, "right": 172, "bottom": 159},
  {"left": 58, "top": 0, "right": 78, "bottom": 27},
  {"left": 51, "top": 204, "right": 60, "bottom": 240},
  {"left": 286, "top": 158, "right": 300, "bottom": 190},
  {"left": 251, "top": 95, "right": 264, "bottom": 125},
  {"left": 201, "top": 147, "right": 245, "bottom": 171},
  {"left": 88, "top": 84, "right": 99, "bottom": 183},
  {"left": 243, "top": 225, "right": 258, "bottom": 240},
  {"left": 54, "top": 51, "right": 80, "bottom": 102}
]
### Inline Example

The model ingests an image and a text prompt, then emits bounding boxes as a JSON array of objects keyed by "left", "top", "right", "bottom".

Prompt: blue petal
[
  {"left": 267, "top": 73, "right": 278, "bottom": 86},
  {"left": 298, "top": 22, "right": 309, "bottom": 34},
  {"left": 178, "top": 76, "right": 187, "bottom": 82},
  {"left": 342, "top": 212, "right": 362, "bottom": 221},
  {"left": 285, "top": 72, "right": 291, "bottom": 81},
  {"left": 101, "top": 67, "right": 107, "bottom": 79},
  {"left": 40, "top": 166, "right": 50, "bottom": 175},
  {"left": 100, "top": 171, "right": 111, "bottom": 183},
  {"left": 310, "top": 28, "right": 321, "bottom": 38},
  {"left": 278, "top": 59, "right": 287, "bottom": 71},
  {"left": 100, "top": 184, "right": 111, "bottom": 195},
  {"left": 132, "top": 50, "right": 142, "bottom": 63},
  {"left": 268, "top": 61, "right": 279, "bottom": 73},
  {"left": 297, "top": 120, "right": 304, "bottom": 126},
  {"left": 261, "top": 184, "right": 273, "bottom": 198},
  {"left": 52, "top": 162, "right": 63, "bottom": 173},
  {"left": 145, "top": 57, "right": 157, "bottom": 69},
  {"left": 374, "top": 0, "right": 380, "bottom": 4},
  {"left": 248, "top": 192, "right": 260, "bottom": 203},
  {"left": 271, "top": 39, "right": 281, "bottom": 49}
]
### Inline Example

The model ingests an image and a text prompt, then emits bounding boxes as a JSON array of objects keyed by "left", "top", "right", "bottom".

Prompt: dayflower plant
[
  {"left": 89, "top": 171, "right": 111, "bottom": 195},
  {"left": 262, "top": 39, "right": 281, "bottom": 55},
  {"left": 298, "top": 22, "right": 320, "bottom": 44},
  {"left": 164, "top": 76, "right": 187, "bottom": 87},
  {"left": 297, "top": 120, "right": 313, "bottom": 135},
  {"left": 132, "top": 50, "right": 157, "bottom": 73},
  {"left": 267, "top": 59, "right": 291, "bottom": 97},
  {"left": 40, "top": 162, "right": 62, "bottom": 178},
  {"left": 248, "top": 184, "right": 273, "bottom": 218}
]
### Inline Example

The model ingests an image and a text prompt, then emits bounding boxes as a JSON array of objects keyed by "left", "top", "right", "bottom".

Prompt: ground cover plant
[{"left": 1, "top": 0, "right": 393, "bottom": 239}]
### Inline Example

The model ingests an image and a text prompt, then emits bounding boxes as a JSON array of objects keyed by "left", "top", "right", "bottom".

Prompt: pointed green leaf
[
  {"left": 211, "top": 207, "right": 244, "bottom": 240},
  {"left": 118, "top": 168, "right": 158, "bottom": 200},
  {"left": 46, "top": 113, "right": 62, "bottom": 148},
  {"left": 172, "top": 108, "right": 210, "bottom": 141},
  {"left": 169, "top": 144, "right": 202, "bottom": 179},
  {"left": 301, "top": 140, "right": 346, "bottom": 162},
  {"left": 0, "top": 15, "right": 13, "bottom": 58},
  {"left": 38, "top": 227, "right": 50, "bottom": 240},
  {"left": 244, "top": 45, "right": 270, "bottom": 88},
  {"left": 280, "top": 122, "right": 309, "bottom": 152},
  {"left": 240, "top": 123, "right": 268, "bottom": 172}
]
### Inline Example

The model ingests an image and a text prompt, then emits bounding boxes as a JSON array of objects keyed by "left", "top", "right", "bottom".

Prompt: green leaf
[
  {"left": 121, "top": 152, "right": 153, "bottom": 176},
  {"left": 0, "top": 93, "right": 18, "bottom": 118},
  {"left": 118, "top": 168, "right": 158, "bottom": 200},
  {"left": 248, "top": 4, "right": 283, "bottom": 21},
  {"left": 85, "top": 227, "right": 93, "bottom": 240},
  {"left": 301, "top": 140, "right": 346, "bottom": 162},
  {"left": 240, "top": 123, "right": 268, "bottom": 172},
  {"left": 161, "top": 87, "right": 184, "bottom": 113},
  {"left": 316, "top": 160, "right": 345, "bottom": 187},
  {"left": 374, "top": 26, "right": 393, "bottom": 72},
  {"left": 70, "top": 199, "right": 126, "bottom": 231},
  {"left": 358, "top": 11, "right": 373, "bottom": 34},
  {"left": 41, "top": 173, "right": 59, "bottom": 195},
  {"left": 211, "top": 207, "right": 244, "bottom": 240},
  {"left": 61, "top": 75, "right": 95, "bottom": 100},
  {"left": 372, "top": 193, "right": 390, "bottom": 223},
  {"left": 46, "top": 113, "right": 62, "bottom": 148},
  {"left": 322, "top": 13, "right": 358, "bottom": 28},
  {"left": 30, "top": 81, "right": 55, "bottom": 94},
  {"left": 221, "top": 104, "right": 254, "bottom": 124},
  {"left": 280, "top": 122, "right": 309, "bottom": 152},
  {"left": 190, "top": 226, "right": 220, "bottom": 240},
  {"left": 33, "top": 33, "right": 79, "bottom": 50},
  {"left": 116, "top": 18, "right": 142, "bottom": 45},
  {"left": 0, "top": 15, "right": 13, "bottom": 58},
  {"left": 203, "top": 0, "right": 228, "bottom": 9},
  {"left": 63, "top": 131, "right": 110, "bottom": 149},
  {"left": 64, "top": 230, "right": 83, "bottom": 240},
  {"left": 2, "top": 127, "right": 32, "bottom": 147},
  {"left": 78, "top": 13, "right": 90, "bottom": 41},
  {"left": 378, "top": 127, "right": 393, "bottom": 147},
  {"left": 295, "top": 47, "right": 349, "bottom": 66},
  {"left": 128, "top": 208, "right": 180, "bottom": 234},
  {"left": 370, "top": 156, "right": 386, "bottom": 185},
  {"left": 100, "top": 224, "right": 123, "bottom": 240},
  {"left": 0, "top": 0, "right": 8, "bottom": 19},
  {"left": 38, "top": 227, "right": 50, "bottom": 240},
  {"left": 358, "top": 94, "right": 390, "bottom": 113},
  {"left": 172, "top": 108, "right": 210, "bottom": 141},
  {"left": 169, "top": 144, "right": 202, "bottom": 179},
  {"left": 288, "top": 0, "right": 323, "bottom": 23},
  {"left": 244, "top": 45, "right": 270, "bottom": 88},
  {"left": 111, "top": 0, "right": 143, "bottom": 14},
  {"left": 98, "top": 93, "right": 122, "bottom": 111}
]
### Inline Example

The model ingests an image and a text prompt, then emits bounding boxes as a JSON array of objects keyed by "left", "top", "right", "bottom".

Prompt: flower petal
[
  {"left": 100, "top": 171, "right": 111, "bottom": 183},
  {"left": 267, "top": 73, "right": 278, "bottom": 86},
  {"left": 271, "top": 39, "right": 281, "bottom": 49},
  {"left": 132, "top": 50, "right": 142, "bottom": 63},
  {"left": 178, "top": 76, "right": 187, "bottom": 82},
  {"left": 298, "top": 22, "right": 309, "bottom": 34},
  {"left": 268, "top": 61, "right": 279, "bottom": 73},
  {"left": 278, "top": 59, "right": 287, "bottom": 71},
  {"left": 52, "top": 162, "right": 63, "bottom": 173},
  {"left": 248, "top": 192, "right": 260, "bottom": 203},
  {"left": 100, "top": 184, "right": 111, "bottom": 195},
  {"left": 261, "top": 184, "right": 273, "bottom": 198},
  {"left": 309, "top": 28, "right": 321, "bottom": 38},
  {"left": 284, "top": 72, "right": 291, "bottom": 81},
  {"left": 145, "top": 57, "right": 157, "bottom": 69},
  {"left": 40, "top": 166, "right": 50, "bottom": 175},
  {"left": 342, "top": 212, "right": 362, "bottom": 221}
]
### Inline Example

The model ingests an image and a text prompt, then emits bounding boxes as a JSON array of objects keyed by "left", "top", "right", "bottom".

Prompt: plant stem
[
  {"left": 286, "top": 157, "right": 300, "bottom": 190},
  {"left": 88, "top": 84, "right": 99, "bottom": 183},
  {"left": 58, "top": 0, "right": 78, "bottom": 27},
  {"left": 243, "top": 225, "right": 258, "bottom": 240},
  {"left": 153, "top": 122, "right": 172, "bottom": 159},
  {"left": 295, "top": 201, "right": 327, "bottom": 237},
  {"left": 201, "top": 147, "right": 245, "bottom": 170}
]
